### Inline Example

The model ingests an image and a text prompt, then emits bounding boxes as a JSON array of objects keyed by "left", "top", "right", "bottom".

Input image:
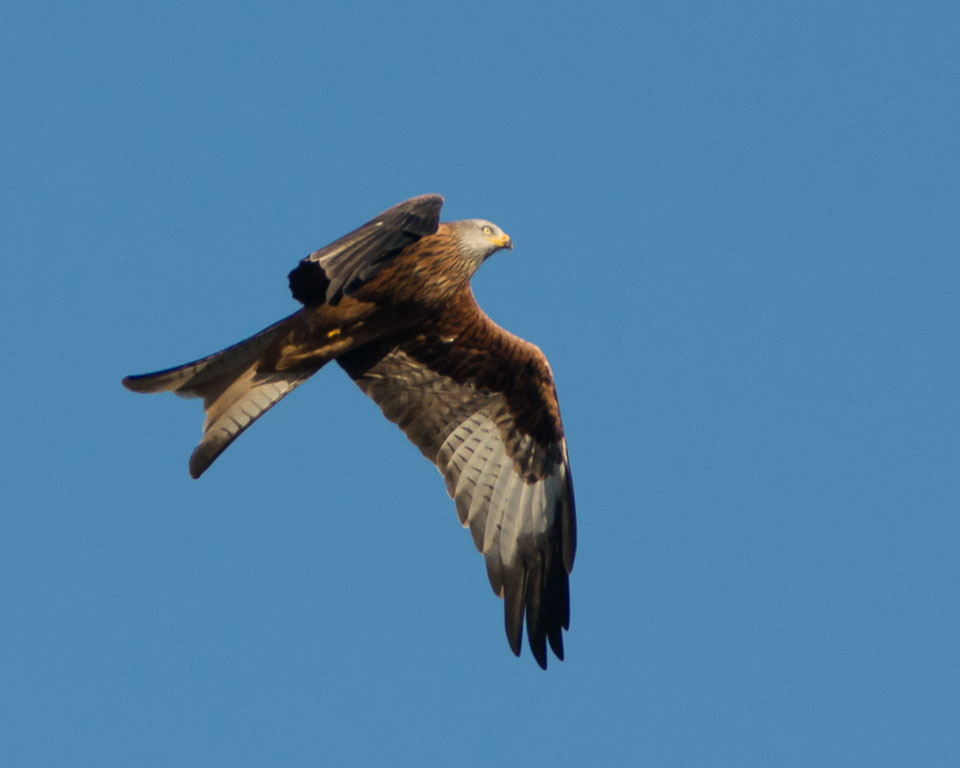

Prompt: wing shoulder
[{"left": 288, "top": 194, "right": 444, "bottom": 306}]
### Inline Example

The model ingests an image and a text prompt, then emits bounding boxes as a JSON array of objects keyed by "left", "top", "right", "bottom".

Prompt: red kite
[{"left": 123, "top": 195, "right": 576, "bottom": 668}]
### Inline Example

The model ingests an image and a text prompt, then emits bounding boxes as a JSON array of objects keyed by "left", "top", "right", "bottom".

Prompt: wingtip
[
  {"left": 411, "top": 192, "right": 444, "bottom": 206},
  {"left": 507, "top": 626, "right": 523, "bottom": 658},
  {"left": 505, "top": 605, "right": 523, "bottom": 659},
  {"left": 547, "top": 629, "right": 565, "bottom": 662},
  {"left": 528, "top": 629, "right": 549, "bottom": 670},
  {"left": 531, "top": 645, "right": 548, "bottom": 671}
]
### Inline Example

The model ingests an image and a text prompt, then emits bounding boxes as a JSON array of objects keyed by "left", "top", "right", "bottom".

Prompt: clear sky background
[{"left": 2, "top": 2, "right": 958, "bottom": 766}]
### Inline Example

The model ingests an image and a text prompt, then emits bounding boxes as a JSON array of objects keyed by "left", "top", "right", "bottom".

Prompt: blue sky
[{"left": 2, "top": 1, "right": 958, "bottom": 765}]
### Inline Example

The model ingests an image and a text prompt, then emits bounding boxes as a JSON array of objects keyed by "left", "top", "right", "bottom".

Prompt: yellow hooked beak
[{"left": 489, "top": 231, "right": 513, "bottom": 250}]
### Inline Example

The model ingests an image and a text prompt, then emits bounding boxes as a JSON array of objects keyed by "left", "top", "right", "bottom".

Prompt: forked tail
[{"left": 122, "top": 313, "right": 321, "bottom": 477}]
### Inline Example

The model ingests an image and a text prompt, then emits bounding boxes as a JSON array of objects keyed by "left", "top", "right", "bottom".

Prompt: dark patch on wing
[
  {"left": 286, "top": 260, "right": 330, "bottom": 306},
  {"left": 288, "top": 194, "right": 444, "bottom": 306}
]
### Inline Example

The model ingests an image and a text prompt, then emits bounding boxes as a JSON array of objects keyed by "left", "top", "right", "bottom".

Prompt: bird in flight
[{"left": 123, "top": 194, "right": 576, "bottom": 668}]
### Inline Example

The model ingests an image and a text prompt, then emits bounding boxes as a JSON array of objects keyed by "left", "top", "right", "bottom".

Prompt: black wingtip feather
[
  {"left": 544, "top": 554, "right": 568, "bottom": 661},
  {"left": 501, "top": 555, "right": 573, "bottom": 670},
  {"left": 547, "top": 629, "right": 564, "bottom": 661},
  {"left": 525, "top": 557, "right": 548, "bottom": 669},
  {"left": 288, "top": 260, "right": 330, "bottom": 305},
  {"left": 503, "top": 567, "right": 527, "bottom": 658}
]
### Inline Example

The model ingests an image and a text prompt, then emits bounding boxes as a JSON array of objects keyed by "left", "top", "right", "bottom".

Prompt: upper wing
[
  {"left": 336, "top": 303, "right": 576, "bottom": 669},
  {"left": 288, "top": 194, "right": 444, "bottom": 306}
]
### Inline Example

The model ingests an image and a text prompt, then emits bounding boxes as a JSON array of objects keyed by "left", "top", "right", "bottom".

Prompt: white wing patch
[{"left": 438, "top": 410, "right": 563, "bottom": 600}]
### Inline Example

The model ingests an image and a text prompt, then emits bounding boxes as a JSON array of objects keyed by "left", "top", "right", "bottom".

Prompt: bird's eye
[{"left": 482, "top": 225, "right": 494, "bottom": 236}]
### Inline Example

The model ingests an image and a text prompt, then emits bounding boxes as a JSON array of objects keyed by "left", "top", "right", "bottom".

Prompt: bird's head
[{"left": 451, "top": 218, "right": 513, "bottom": 271}]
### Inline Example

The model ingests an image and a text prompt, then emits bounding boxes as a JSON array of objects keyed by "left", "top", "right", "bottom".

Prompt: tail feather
[
  {"left": 123, "top": 312, "right": 321, "bottom": 477},
  {"left": 187, "top": 365, "right": 315, "bottom": 478},
  {"left": 122, "top": 313, "right": 296, "bottom": 397}
]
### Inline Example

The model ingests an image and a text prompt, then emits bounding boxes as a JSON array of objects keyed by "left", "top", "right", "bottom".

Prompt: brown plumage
[{"left": 122, "top": 194, "right": 576, "bottom": 669}]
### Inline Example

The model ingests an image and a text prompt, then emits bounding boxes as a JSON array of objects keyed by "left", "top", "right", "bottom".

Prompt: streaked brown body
[{"left": 123, "top": 195, "right": 575, "bottom": 669}]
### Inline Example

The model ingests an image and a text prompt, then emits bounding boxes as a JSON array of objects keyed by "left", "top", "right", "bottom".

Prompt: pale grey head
[{"left": 448, "top": 218, "right": 513, "bottom": 271}]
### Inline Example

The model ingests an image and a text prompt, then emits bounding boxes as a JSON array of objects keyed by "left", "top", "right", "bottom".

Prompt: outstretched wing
[
  {"left": 336, "top": 301, "right": 576, "bottom": 669},
  {"left": 288, "top": 194, "right": 444, "bottom": 306}
]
